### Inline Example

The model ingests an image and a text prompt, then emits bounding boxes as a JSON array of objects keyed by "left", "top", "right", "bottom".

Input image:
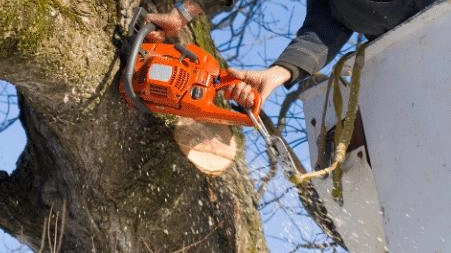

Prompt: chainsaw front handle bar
[{"left": 124, "top": 22, "right": 158, "bottom": 114}]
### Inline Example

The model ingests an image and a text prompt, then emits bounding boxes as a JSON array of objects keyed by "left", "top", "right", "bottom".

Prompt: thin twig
[
  {"left": 53, "top": 211, "right": 59, "bottom": 253},
  {"left": 140, "top": 237, "right": 155, "bottom": 253},
  {"left": 56, "top": 199, "right": 67, "bottom": 253},
  {"left": 38, "top": 218, "right": 48, "bottom": 253},
  {"left": 47, "top": 204, "right": 54, "bottom": 253},
  {"left": 277, "top": 73, "right": 329, "bottom": 133}
]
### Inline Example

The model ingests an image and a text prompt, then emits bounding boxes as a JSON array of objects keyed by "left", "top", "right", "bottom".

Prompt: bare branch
[{"left": 277, "top": 74, "right": 329, "bottom": 133}]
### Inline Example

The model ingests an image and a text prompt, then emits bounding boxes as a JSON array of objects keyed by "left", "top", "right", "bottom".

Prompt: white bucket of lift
[{"left": 300, "top": 1, "right": 451, "bottom": 252}]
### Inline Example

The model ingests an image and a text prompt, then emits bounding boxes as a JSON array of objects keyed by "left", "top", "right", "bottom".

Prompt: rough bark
[{"left": 0, "top": 0, "right": 266, "bottom": 252}]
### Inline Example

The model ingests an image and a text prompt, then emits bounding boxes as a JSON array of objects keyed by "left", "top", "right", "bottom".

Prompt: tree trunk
[{"left": 0, "top": 0, "right": 267, "bottom": 252}]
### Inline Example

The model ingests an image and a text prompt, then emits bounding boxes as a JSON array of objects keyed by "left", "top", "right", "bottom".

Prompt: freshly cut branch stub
[{"left": 174, "top": 117, "right": 237, "bottom": 176}]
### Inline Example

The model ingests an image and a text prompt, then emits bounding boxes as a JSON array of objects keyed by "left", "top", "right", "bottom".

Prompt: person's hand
[
  {"left": 145, "top": 9, "right": 187, "bottom": 42},
  {"left": 225, "top": 66, "right": 292, "bottom": 108},
  {"left": 145, "top": 1, "right": 203, "bottom": 42}
]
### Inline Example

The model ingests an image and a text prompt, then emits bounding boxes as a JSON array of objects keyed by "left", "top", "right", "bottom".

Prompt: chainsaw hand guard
[{"left": 123, "top": 21, "right": 157, "bottom": 114}]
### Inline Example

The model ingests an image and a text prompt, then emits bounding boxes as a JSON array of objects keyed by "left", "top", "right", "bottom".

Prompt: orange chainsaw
[
  {"left": 119, "top": 8, "right": 261, "bottom": 126},
  {"left": 119, "top": 7, "right": 298, "bottom": 178}
]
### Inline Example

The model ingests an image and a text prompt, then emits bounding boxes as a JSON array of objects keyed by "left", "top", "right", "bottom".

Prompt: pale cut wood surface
[{"left": 174, "top": 117, "right": 237, "bottom": 176}]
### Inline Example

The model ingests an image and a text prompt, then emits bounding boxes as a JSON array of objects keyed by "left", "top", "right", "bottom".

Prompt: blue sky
[
  {"left": 0, "top": 91, "right": 26, "bottom": 175},
  {"left": 0, "top": 80, "right": 30, "bottom": 252}
]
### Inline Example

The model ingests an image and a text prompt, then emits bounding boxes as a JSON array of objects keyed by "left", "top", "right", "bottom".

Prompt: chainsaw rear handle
[
  {"left": 124, "top": 21, "right": 157, "bottom": 114},
  {"left": 216, "top": 70, "right": 263, "bottom": 121}
]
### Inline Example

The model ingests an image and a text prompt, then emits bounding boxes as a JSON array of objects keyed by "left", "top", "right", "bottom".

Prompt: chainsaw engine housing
[{"left": 119, "top": 42, "right": 261, "bottom": 126}]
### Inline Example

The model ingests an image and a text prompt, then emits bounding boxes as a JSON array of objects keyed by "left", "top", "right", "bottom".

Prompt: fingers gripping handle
[{"left": 216, "top": 70, "right": 262, "bottom": 124}]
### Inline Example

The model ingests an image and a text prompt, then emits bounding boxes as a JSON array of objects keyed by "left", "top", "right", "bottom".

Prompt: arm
[
  {"left": 274, "top": 0, "right": 353, "bottom": 88},
  {"left": 226, "top": 66, "right": 292, "bottom": 108},
  {"left": 227, "top": 0, "right": 353, "bottom": 107},
  {"left": 195, "top": 0, "right": 235, "bottom": 14}
]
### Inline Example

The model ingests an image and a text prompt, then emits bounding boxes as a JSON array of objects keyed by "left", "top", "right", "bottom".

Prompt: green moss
[
  {"left": 17, "top": 1, "right": 53, "bottom": 54},
  {"left": 155, "top": 113, "right": 177, "bottom": 127},
  {"left": 0, "top": 0, "right": 80, "bottom": 57},
  {"left": 190, "top": 15, "right": 227, "bottom": 69},
  {"left": 48, "top": 0, "right": 83, "bottom": 24},
  {"left": 246, "top": 213, "right": 266, "bottom": 253},
  {"left": 0, "top": 0, "right": 51, "bottom": 56},
  {"left": 0, "top": 2, "right": 21, "bottom": 57}
]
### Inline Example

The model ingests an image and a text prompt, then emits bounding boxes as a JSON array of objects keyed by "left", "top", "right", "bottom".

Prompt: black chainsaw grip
[
  {"left": 175, "top": 44, "right": 199, "bottom": 62},
  {"left": 124, "top": 22, "right": 157, "bottom": 114}
]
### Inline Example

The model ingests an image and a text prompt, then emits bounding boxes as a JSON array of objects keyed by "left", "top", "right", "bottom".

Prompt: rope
[{"left": 289, "top": 43, "right": 367, "bottom": 186}]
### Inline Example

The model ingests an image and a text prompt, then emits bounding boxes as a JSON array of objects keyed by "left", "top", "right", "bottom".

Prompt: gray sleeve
[{"left": 274, "top": 0, "right": 352, "bottom": 88}]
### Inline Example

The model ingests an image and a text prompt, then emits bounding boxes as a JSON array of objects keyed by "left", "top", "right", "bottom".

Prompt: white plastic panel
[
  {"left": 149, "top": 63, "right": 173, "bottom": 82},
  {"left": 301, "top": 81, "right": 388, "bottom": 253},
  {"left": 358, "top": 2, "right": 451, "bottom": 252},
  {"left": 300, "top": 1, "right": 451, "bottom": 252},
  {"left": 313, "top": 147, "right": 388, "bottom": 253}
]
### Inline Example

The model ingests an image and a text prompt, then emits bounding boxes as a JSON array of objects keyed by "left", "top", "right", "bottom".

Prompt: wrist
[
  {"left": 169, "top": 8, "right": 188, "bottom": 27},
  {"left": 174, "top": 1, "right": 203, "bottom": 23},
  {"left": 183, "top": 0, "right": 203, "bottom": 17},
  {"left": 267, "top": 65, "right": 292, "bottom": 85},
  {"left": 175, "top": 1, "right": 193, "bottom": 22}
]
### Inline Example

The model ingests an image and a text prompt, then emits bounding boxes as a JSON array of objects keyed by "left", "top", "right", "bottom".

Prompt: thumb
[
  {"left": 146, "top": 13, "right": 166, "bottom": 26},
  {"left": 227, "top": 68, "right": 247, "bottom": 80},
  {"left": 228, "top": 68, "right": 263, "bottom": 86}
]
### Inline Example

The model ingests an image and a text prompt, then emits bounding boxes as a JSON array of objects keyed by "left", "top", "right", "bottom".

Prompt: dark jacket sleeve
[
  {"left": 194, "top": 0, "right": 235, "bottom": 12},
  {"left": 274, "top": 0, "right": 353, "bottom": 88}
]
